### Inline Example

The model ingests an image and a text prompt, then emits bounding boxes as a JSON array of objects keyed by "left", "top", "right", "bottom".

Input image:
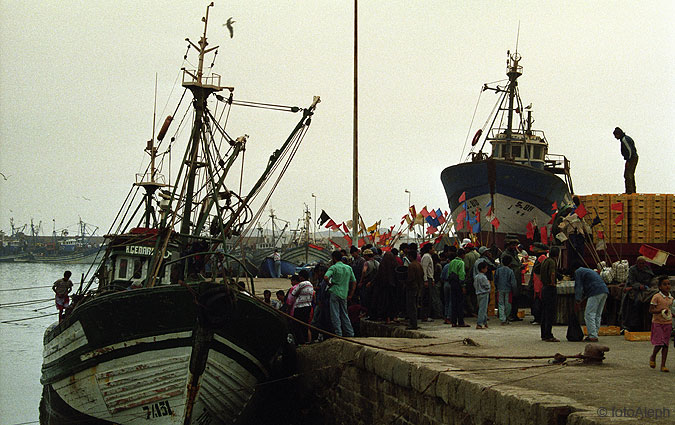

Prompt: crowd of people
[{"left": 261, "top": 238, "right": 673, "bottom": 372}]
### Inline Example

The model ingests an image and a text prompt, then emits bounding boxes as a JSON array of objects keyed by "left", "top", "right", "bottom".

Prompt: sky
[{"left": 1, "top": 1, "right": 674, "bottom": 237}]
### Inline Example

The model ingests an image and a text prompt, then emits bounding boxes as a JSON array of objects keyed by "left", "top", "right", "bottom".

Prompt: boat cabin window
[
  {"left": 133, "top": 259, "right": 146, "bottom": 279},
  {"left": 118, "top": 258, "right": 128, "bottom": 279},
  {"left": 532, "top": 145, "right": 543, "bottom": 160},
  {"left": 511, "top": 145, "right": 522, "bottom": 158}
]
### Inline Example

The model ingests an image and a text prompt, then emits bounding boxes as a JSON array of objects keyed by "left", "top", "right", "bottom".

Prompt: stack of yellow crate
[
  {"left": 668, "top": 194, "right": 675, "bottom": 242},
  {"left": 577, "top": 193, "right": 674, "bottom": 244}
]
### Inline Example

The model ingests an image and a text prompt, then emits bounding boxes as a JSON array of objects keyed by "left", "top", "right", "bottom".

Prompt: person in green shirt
[
  {"left": 323, "top": 250, "right": 356, "bottom": 337},
  {"left": 442, "top": 249, "right": 469, "bottom": 327}
]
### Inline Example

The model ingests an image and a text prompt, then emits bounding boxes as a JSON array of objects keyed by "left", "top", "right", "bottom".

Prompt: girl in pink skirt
[{"left": 649, "top": 276, "right": 673, "bottom": 372}]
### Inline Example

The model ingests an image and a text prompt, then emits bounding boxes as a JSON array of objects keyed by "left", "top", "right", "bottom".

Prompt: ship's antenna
[
  {"left": 151, "top": 73, "right": 157, "bottom": 182},
  {"left": 515, "top": 21, "right": 521, "bottom": 55}
]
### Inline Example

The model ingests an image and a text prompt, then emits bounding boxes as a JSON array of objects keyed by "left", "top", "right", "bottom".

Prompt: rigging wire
[{"left": 458, "top": 87, "right": 484, "bottom": 161}]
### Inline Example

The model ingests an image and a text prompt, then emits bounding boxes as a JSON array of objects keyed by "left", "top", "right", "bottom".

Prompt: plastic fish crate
[
  {"left": 583, "top": 326, "right": 621, "bottom": 336},
  {"left": 624, "top": 331, "right": 651, "bottom": 341}
]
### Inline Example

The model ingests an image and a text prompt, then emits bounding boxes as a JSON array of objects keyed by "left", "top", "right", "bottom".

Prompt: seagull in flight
[
  {"left": 81, "top": 196, "right": 91, "bottom": 201},
  {"left": 223, "top": 17, "right": 235, "bottom": 38},
  {"left": 0, "top": 172, "right": 8, "bottom": 180}
]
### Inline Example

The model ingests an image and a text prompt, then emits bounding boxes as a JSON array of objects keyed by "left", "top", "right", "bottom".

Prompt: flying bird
[
  {"left": 81, "top": 196, "right": 91, "bottom": 201},
  {"left": 0, "top": 172, "right": 8, "bottom": 180},
  {"left": 223, "top": 17, "right": 235, "bottom": 38}
]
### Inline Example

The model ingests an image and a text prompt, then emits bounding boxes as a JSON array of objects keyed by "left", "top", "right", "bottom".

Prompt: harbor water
[{"left": 0, "top": 262, "right": 92, "bottom": 424}]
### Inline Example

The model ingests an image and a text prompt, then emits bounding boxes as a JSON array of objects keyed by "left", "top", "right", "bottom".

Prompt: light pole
[
  {"left": 405, "top": 189, "right": 411, "bottom": 242},
  {"left": 311, "top": 193, "right": 317, "bottom": 243}
]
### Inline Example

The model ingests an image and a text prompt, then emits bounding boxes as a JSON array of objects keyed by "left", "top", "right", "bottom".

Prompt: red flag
[
  {"left": 639, "top": 244, "right": 660, "bottom": 259},
  {"left": 420, "top": 206, "right": 430, "bottom": 218},
  {"left": 343, "top": 234, "right": 352, "bottom": 245},
  {"left": 526, "top": 222, "right": 535, "bottom": 239},
  {"left": 330, "top": 222, "right": 340, "bottom": 231},
  {"left": 548, "top": 211, "right": 558, "bottom": 225},
  {"left": 457, "top": 209, "right": 467, "bottom": 223},
  {"left": 540, "top": 226, "right": 548, "bottom": 244},
  {"left": 409, "top": 205, "right": 417, "bottom": 218},
  {"left": 575, "top": 203, "right": 588, "bottom": 218},
  {"left": 434, "top": 235, "right": 444, "bottom": 244},
  {"left": 456, "top": 219, "right": 464, "bottom": 230},
  {"left": 551, "top": 201, "right": 558, "bottom": 211},
  {"left": 342, "top": 222, "right": 349, "bottom": 234},
  {"left": 458, "top": 191, "right": 466, "bottom": 203},
  {"left": 358, "top": 238, "right": 365, "bottom": 248},
  {"left": 437, "top": 214, "right": 446, "bottom": 225},
  {"left": 638, "top": 244, "right": 670, "bottom": 266},
  {"left": 614, "top": 213, "right": 624, "bottom": 224},
  {"left": 308, "top": 243, "right": 324, "bottom": 250},
  {"left": 426, "top": 225, "right": 437, "bottom": 234},
  {"left": 330, "top": 240, "right": 341, "bottom": 249},
  {"left": 610, "top": 202, "right": 623, "bottom": 212},
  {"left": 429, "top": 209, "right": 437, "bottom": 219},
  {"left": 491, "top": 216, "right": 500, "bottom": 229},
  {"left": 597, "top": 231, "right": 604, "bottom": 240},
  {"left": 324, "top": 219, "right": 336, "bottom": 229}
]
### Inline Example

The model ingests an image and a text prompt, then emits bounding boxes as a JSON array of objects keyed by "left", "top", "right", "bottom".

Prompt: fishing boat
[
  {"left": 441, "top": 50, "right": 574, "bottom": 245},
  {"left": 40, "top": 4, "right": 319, "bottom": 424}
]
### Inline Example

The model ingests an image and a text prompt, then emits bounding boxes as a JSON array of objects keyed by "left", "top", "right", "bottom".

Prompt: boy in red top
[{"left": 649, "top": 276, "right": 673, "bottom": 372}]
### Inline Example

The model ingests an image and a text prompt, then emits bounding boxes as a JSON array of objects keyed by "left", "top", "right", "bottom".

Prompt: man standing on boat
[
  {"left": 52, "top": 270, "right": 73, "bottom": 322},
  {"left": 612, "top": 127, "right": 638, "bottom": 194}
]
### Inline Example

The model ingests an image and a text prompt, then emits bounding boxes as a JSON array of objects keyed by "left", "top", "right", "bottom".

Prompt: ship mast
[
  {"left": 504, "top": 51, "right": 522, "bottom": 160},
  {"left": 180, "top": 2, "right": 223, "bottom": 244}
]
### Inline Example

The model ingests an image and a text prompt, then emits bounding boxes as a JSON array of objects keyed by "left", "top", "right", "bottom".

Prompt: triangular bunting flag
[
  {"left": 610, "top": 202, "right": 623, "bottom": 212},
  {"left": 458, "top": 191, "right": 466, "bottom": 203},
  {"left": 317, "top": 210, "right": 331, "bottom": 226},
  {"left": 490, "top": 216, "right": 500, "bottom": 229},
  {"left": 324, "top": 219, "right": 337, "bottom": 229},
  {"left": 614, "top": 213, "right": 625, "bottom": 224}
]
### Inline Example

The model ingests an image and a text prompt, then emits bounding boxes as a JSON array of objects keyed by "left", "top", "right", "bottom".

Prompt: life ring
[{"left": 471, "top": 129, "right": 482, "bottom": 146}]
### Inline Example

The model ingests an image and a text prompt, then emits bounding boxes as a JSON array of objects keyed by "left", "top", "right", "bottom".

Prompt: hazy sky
[{"left": 1, "top": 1, "right": 673, "bottom": 237}]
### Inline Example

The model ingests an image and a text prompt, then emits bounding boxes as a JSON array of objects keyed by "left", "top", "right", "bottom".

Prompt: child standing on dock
[
  {"left": 649, "top": 276, "right": 673, "bottom": 372},
  {"left": 474, "top": 262, "right": 491, "bottom": 329}
]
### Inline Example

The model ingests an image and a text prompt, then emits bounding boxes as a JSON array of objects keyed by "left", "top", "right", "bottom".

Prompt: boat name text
[{"left": 125, "top": 245, "right": 155, "bottom": 256}]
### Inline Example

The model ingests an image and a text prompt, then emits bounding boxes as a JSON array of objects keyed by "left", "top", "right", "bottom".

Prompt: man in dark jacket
[{"left": 612, "top": 127, "right": 638, "bottom": 194}]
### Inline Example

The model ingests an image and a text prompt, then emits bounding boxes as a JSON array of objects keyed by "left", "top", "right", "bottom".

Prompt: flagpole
[{"left": 351, "top": 0, "right": 359, "bottom": 249}]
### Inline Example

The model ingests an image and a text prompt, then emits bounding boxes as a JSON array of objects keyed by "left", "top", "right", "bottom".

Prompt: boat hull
[
  {"left": 40, "top": 284, "right": 295, "bottom": 424},
  {"left": 441, "top": 159, "right": 572, "bottom": 238}
]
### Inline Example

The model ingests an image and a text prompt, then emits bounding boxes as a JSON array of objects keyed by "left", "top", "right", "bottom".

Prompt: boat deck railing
[{"left": 181, "top": 69, "right": 224, "bottom": 90}]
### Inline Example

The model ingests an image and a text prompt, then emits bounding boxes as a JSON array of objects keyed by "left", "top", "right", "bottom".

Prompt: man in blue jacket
[
  {"left": 612, "top": 127, "right": 638, "bottom": 194},
  {"left": 574, "top": 267, "right": 609, "bottom": 342}
]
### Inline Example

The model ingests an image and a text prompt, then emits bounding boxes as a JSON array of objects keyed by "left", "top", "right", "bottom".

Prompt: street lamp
[
  {"left": 311, "top": 193, "right": 317, "bottom": 243},
  {"left": 404, "top": 189, "right": 411, "bottom": 241}
]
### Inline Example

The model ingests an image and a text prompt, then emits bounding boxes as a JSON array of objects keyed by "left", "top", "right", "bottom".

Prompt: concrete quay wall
[{"left": 297, "top": 339, "right": 614, "bottom": 425}]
